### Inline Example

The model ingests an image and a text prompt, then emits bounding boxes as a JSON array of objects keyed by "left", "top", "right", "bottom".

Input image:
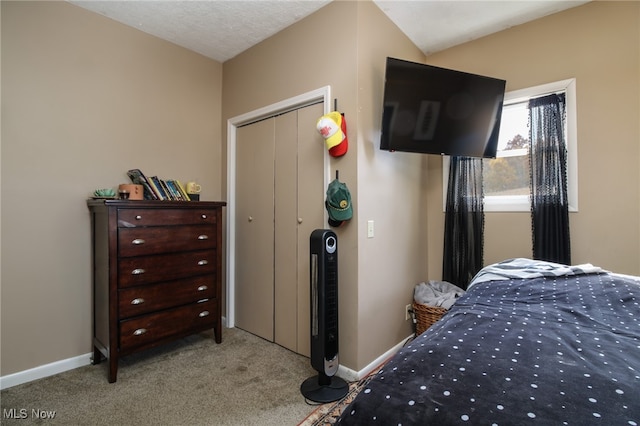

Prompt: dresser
[{"left": 87, "top": 200, "right": 226, "bottom": 382}]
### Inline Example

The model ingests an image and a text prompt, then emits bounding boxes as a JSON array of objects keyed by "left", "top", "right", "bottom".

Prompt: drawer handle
[
  {"left": 197, "top": 260, "right": 208, "bottom": 266},
  {"left": 132, "top": 239, "right": 145, "bottom": 245},
  {"left": 197, "top": 285, "right": 208, "bottom": 291},
  {"left": 133, "top": 328, "right": 147, "bottom": 336},
  {"left": 201, "top": 214, "right": 208, "bottom": 219},
  {"left": 135, "top": 215, "right": 142, "bottom": 220},
  {"left": 197, "top": 298, "right": 209, "bottom": 303},
  {"left": 199, "top": 311, "right": 210, "bottom": 318},
  {"left": 131, "top": 298, "right": 145, "bottom": 305},
  {"left": 131, "top": 268, "right": 146, "bottom": 275},
  {"left": 198, "top": 235, "right": 208, "bottom": 240}
]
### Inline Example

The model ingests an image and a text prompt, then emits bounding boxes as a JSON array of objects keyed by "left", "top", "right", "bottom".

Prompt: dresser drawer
[
  {"left": 118, "top": 275, "right": 215, "bottom": 318},
  {"left": 118, "top": 249, "right": 216, "bottom": 288},
  {"left": 119, "top": 225, "right": 216, "bottom": 257},
  {"left": 118, "top": 208, "right": 216, "bottom": 228},
  {"left": 119, "top": 299, "right": 217, "bottom": 351}
]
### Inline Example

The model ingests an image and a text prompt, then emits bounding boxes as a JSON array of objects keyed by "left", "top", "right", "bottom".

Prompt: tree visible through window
[{"left": 484, "top": 101, "right": 529, "bottom": 197}]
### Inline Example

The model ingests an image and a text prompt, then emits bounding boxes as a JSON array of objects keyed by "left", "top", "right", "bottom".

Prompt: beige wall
[
  {"left": 1, "top": 1, "right": 223, "bottom": 376},
  {"left": 223, "top": 1, "right": 427, "bottom": 370},
  {"left": 353, "top": 3, "right": 429, "bottom": 369},
  {"left": 223, "top": 0, "right": 359, "bottom": 370},
  {"left": 2, "top": 0, "right": 638, "bottom": 381},
  {"left": 425, "top": 1, "right": 640, "bottom": 278}
]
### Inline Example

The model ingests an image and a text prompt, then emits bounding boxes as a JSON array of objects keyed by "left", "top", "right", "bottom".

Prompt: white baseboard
[
  {"left": 0, "top": 318, "right": 234, "bottom": 390},
  {"left": 0, "top": 353, "right": 92, "bottom": 390},
  {"left": 0, "top": 326, "right": 409, "bottom": 390},
  {"left": 337, "top": 334, "right": 412, "bottom": 382}
]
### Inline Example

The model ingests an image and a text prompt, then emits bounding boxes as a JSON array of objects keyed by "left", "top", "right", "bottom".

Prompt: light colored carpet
[{"left": 1, "top": 327, "right": 320, "bottom": 425}]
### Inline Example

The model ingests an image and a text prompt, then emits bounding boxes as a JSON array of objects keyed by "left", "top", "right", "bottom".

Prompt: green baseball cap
[{"left": 325, "top": 179, "right": 352, "bottom": 224}]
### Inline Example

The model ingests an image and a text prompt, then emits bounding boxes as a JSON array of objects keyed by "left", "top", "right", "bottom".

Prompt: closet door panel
[
  {"left": 295, "top": 103, "right": 326, "bottom": 356},
  {"left": 274, "top": 110, "right": 298, "bottom": 351},
  {"left": 234, "top": 102, "right": 325, "bottom": 354},
  {"left": 235, "top": 119, "right": 275, "bottom": 341}
]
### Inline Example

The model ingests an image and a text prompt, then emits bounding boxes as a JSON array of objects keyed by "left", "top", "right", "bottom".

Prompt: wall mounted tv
[{"left": 380, "top": 57, "right": 506, "bottom": 158}]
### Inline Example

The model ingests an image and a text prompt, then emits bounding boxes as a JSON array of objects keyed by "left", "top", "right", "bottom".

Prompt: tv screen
[{"left": 380, "top": 57, "right": 506, "bottom": 158}]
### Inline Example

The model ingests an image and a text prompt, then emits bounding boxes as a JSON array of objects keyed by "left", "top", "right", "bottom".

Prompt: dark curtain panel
[
  {"left": 443, "top": 156, "right": 484, "bottom": 289},
  {"left": 528, "top": 93, "right": 571, "bottom": 264}
]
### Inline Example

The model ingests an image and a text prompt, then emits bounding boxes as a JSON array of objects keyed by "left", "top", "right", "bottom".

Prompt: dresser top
[{"left": 86, "top": 199, "right": 227, "bottom": 209}]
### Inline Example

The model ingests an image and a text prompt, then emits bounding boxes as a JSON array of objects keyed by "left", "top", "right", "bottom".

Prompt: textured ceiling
[
  {"left": 376, "top": 0, "right": 590, "bottom": 56},
  {"left": 69, "top": 0, "right": 590, "bottom": 63}
]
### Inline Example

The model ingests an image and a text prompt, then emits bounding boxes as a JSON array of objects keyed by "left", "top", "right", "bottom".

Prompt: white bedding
[{"left": 468, "top": 257, "right": 604, "bottom": 288}]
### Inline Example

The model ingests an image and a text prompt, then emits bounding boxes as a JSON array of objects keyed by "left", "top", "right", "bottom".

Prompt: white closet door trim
[{"left": 226, "top": 86, "right": 331, "bottom": 328}]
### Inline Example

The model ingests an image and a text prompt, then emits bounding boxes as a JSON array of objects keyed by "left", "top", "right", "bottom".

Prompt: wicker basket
[{"left": 413, "top": 302, "right": 447, "bottom": 335}]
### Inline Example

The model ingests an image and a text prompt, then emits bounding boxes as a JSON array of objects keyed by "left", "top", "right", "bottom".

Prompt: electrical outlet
[{"left": 405, "top": 304, "right": 412, "bottom": 321}]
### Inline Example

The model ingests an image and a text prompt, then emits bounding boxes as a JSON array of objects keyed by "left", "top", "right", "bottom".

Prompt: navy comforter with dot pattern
[{"left": 338, "top": 271, "right": 640, "bottom": 425}]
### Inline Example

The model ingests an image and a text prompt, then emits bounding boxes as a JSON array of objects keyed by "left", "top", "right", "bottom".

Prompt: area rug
[{"left": 298, "top": 363, "right": 385, "bottom": 426}]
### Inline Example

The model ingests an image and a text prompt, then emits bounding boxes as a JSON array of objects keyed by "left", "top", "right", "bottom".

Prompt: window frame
[{"left": 442, "top": 78, "right": 578, "bottom": 213}]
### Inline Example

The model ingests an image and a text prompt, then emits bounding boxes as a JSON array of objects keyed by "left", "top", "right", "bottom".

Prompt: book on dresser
[
  {"left": 86, "top": 199, "right": 226, "bottom": 383},
  {"left": 146, "top": 176, "right": 165, "bottom": 200},
  {"left": 127, "top": 169, "right": 158, "bottom": 200},
  {"left": 149, "top": 176, "right": 169, "bottom": 200},
  {"left": 165, "top": 180, "right": 184, "bottom": 200},
  {"left": 173, "top": 180, "right": 191, "bottom": 201}
]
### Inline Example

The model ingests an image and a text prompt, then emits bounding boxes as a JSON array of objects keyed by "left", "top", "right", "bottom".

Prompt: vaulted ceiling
[{"left": 69, "top": 0, "right": 589, "bottom": 63}]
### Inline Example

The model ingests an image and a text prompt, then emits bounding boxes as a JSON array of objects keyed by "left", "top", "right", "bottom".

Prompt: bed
[{"left": 337, "top": 258, "right": 640, "bottom": 425}]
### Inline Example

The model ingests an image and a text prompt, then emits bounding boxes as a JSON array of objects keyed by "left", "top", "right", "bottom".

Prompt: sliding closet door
[
  {"left": 294, "top": 103, "right": 325, "bottom": 356},
  {"left": 235, "top": 118, "right": 276, "bottom": 341},
  {"left": 235, "top": 102, "right": 324, "bottom": 353},
  {"left": 274, "top": 103, "right": 325, "bottom": 355},
  {"left": 273, "top": 110, "right": 298, "bottom": 350}
]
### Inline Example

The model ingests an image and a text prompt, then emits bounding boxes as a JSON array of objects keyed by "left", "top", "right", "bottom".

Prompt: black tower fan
[{"left": 300, "top": 229, "right": 349, "bottom": 402}]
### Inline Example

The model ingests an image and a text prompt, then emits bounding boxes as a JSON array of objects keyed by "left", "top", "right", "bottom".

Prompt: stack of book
[{"left": 127, "top": 169, "right": 192, "bottom": 201}]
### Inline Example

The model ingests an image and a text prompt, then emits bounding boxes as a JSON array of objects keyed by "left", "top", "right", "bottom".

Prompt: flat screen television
[{"left": 380, "top": 57, "right": 506, "bottom": 158}]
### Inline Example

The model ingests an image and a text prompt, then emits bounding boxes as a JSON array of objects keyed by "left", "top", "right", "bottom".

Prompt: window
[
  {"left": 443, "top": 78, "right": 578, "bottom": 212},
  {"left": 483, "top": 101, "right": 530, "bottom": 211}
]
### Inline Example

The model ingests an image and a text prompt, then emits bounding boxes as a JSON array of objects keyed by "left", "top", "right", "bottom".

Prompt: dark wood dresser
[{"left": 87, "top": 200, "right": 226, "bottom": 382}]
